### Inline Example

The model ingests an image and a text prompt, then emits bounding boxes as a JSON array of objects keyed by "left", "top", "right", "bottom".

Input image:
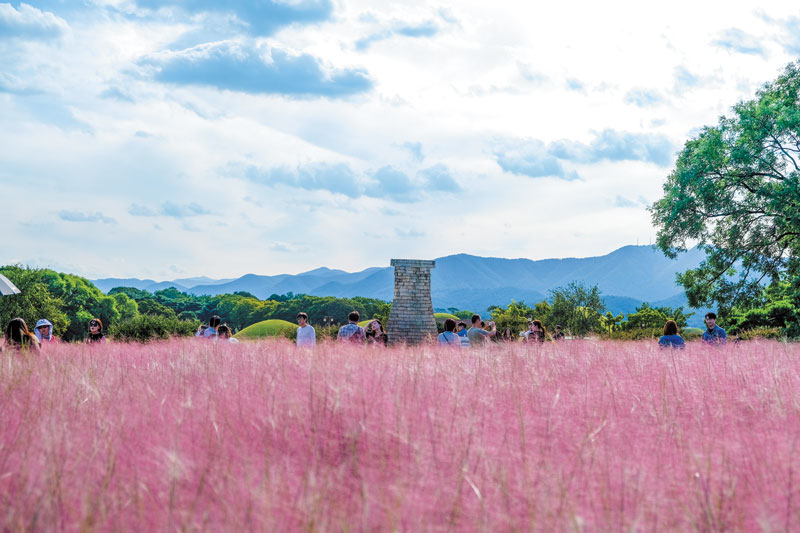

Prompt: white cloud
[
  {"left": 1, "top": 0, "right": 798, "bottom": 279},
  {"left": 0, "top": 3, "right": 69, "bottom": 40}
]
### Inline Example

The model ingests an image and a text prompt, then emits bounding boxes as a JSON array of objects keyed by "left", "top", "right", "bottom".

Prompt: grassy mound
[{"left": 235, "top": 319, "right": 297, "bottom": 340}]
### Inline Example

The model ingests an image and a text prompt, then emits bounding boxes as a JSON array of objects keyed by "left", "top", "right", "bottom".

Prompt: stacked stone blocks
[{"left": 387, "top": 259, "right": 438, "bottom": 345}]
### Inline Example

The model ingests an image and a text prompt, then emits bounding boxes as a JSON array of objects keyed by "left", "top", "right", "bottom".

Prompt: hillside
[{"left": 93, "top": 245, "right": 711, "bottom": 325}]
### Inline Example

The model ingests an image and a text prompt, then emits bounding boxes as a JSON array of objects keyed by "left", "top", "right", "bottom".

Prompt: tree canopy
[{"left": 651, "top": 61, "right": 800, "bottom": 316}]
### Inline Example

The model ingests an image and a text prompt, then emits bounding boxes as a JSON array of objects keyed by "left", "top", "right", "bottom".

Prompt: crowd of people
[
  {"left": 0, "top": 316, "right": 108, "bottom": 352},
  {"left": 1, "top": 309, "right": 729, "bottom": 353},
  {"left": 295, "top": 310, "right": 728, "bottom": 349}
]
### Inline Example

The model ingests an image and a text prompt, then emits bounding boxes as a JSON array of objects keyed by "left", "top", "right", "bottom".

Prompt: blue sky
[{"left": 1, "top": 0, "right": 799, "bottom": 279}]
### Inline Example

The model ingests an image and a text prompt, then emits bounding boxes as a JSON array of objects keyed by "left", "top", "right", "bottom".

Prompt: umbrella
[{"left": 0, "top": 273, "right": 20, "bottom": 296}]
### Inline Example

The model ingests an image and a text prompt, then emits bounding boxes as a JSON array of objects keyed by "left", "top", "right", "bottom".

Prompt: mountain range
[{"left": 92, "top": 245, "right": 713, "bottom": 327}]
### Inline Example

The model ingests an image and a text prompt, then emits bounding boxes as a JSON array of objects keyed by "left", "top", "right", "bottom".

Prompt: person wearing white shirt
[{"left": 296, "top": 312, "right": 316, "bottom": 348}]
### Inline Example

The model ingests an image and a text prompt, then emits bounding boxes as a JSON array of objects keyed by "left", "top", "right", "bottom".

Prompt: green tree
[
  {"left": 111, "top": 292, "right": 139, "bottom": 322},
  {"left": 622, "top": 303, "right": 667, "bottom": 331},
  {"left": 489, "top": 300, "right": 536, "bottom": 335},
  {"left": 546, "top": 282, "right": 606, "bottom": 337},
  {"left": 602, "top": 311, "right": 625, "bottom": 335},
  {"left": 109, "top": 286, "right": 151, "bottom": 300},
  {"left": 0, "top": 266, "right": 69, "bottom": 337},
  {"left": 137, "top": 298, "right": 176, "bottom": 318},
  {"left": 651, "top": 61, "right": 800, "bottom": 318}
]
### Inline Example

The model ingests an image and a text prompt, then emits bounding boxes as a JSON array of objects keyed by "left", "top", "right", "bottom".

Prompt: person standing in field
[
  {"left": 34, "top": 319, "right": 59, "bottom": 344},
  {"left": 437, "top": 318, "right": 461, "bottom": 347},
  {"left": 296, "top": 312, "right": 316, "bottom": 348},
  {"left": 467, "top": 314, "right": 496, "bottom": 347},
  {"left": 552, "top": 325, "right": 565, "bottom": 341},
  {"left": 86, "top": 318, "right": 108, "bottom": 344},
  {"left": 658, "top": 320, "right": 686, "bottom": 349},
  {"left": 1, "top": 318, "right": 40, "bottom": 353},
  {"left": 702, "top": 312, "right": 727, "bottom": 345},
  {"left": 337, "top": 310, "right": 366, "bottom": 344}
]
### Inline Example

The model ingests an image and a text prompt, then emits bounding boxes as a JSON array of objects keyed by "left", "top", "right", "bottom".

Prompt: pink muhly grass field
[{"left": 2, "top": 338, "right": 800, "bottom": 531}]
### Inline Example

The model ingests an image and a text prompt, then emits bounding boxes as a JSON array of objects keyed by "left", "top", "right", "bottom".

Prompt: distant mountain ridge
[{"left": 92, "top": 245, "right": 710, "bottom": 325}]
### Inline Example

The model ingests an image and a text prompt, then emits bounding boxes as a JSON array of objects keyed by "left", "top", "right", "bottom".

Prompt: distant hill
[{"left": 92, "top": 245, "right": 711, "bottom": 326}]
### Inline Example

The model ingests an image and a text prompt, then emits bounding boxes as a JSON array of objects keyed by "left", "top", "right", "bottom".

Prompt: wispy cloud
[
  {"left": 58, "top": 211, "right": 116, "bottom": 224},
  {"left": 713, "top": 28, "right": 766, "bottom": 56},
  {"left": 758, "top": 14, "right": 800, "bottom": 55},
  {"left": 365, "top": 166, "right": 418, "bottom": 203},
  {"left": 133, "top": 0, "right": 333, "bottom": 36},
  {"left": 624, "top": 88, "right": 665, "bottom": 107},
  {"left": 394, "top": 227, "right": 425, "bottom": 238},
  {"left": 494, "top": 140, "right": 580, "bottom": 181},
  {"left": 418, "top": 164, "right": 460, "bottom": 192},
  {"left": 0, "top": 3, "right": 68, "bottom": 41},
  {"left": 495, "top": 129, "right": 675, "bottom": 179},
  {"left": 246, "top": 162, "right": 363, "bottom": 198},
  {"left": 141, "top": 41, "right": 372, "bottom": 98},
  {"left": 549, "top": 129, "right": 675, "bottom": 167},
  {"left": 129, "top": 202, "right": 213, "bottom": 218},
  {"left": 99, "top": 87, "right": 134, "bottom": 103},
  {"left": 160, "top": 202, "right": 212, "bottom": 218},
  {"left": 566, "top": 79, "right": 586, "bottom": 93},
  {"left": 356, "top": 20, "right": 439, "bottom": 50},
  {"left": 401, "top": 141, "right": 424, "bottom": 162},
  {"left": 613, "top": 195, "right": 648, "bottom": 208},
  {"left": 128, "top": 204, "right": 157, "bottom": 217},
  {"left": 242, "top": 161, "right": 446, "bottom": 203}
]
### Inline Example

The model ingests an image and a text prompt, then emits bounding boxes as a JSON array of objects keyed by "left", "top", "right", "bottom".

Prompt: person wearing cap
[{"left": 33, "top": 319, "right": 59, "bottom": 344}]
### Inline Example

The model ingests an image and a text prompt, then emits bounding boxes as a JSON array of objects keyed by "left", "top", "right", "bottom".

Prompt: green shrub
[
  {"left": 737, "top": 327, "right": 783, "bottom": 340},
  {"left": 605, "top": 328, "right": 661, "bottom": 340},
  {"left": 682, "top": 327, "right": 704, "bottom": 340},
  {"left": 110, "top": 315, "right": 200, "bottom": 343}
]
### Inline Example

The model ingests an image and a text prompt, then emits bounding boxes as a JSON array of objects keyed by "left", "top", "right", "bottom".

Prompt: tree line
[
  {"left": 0, "top": 265, "right": 390, "bottom": 342},
  {"left": 1, "top": 264, "right": 796, "bottom": 343},
  {"left": 486, "top": 281, "right": 696, "bottom": 339}
]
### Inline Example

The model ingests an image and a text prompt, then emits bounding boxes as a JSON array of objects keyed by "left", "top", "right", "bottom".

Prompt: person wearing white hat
[{"left": 34, "top": 319, "right": 58, "bottom": 344}]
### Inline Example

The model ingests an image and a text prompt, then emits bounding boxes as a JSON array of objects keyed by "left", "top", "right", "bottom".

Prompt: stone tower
[{"left": 387, "top": 259, "right": 438, "bottom": 344}]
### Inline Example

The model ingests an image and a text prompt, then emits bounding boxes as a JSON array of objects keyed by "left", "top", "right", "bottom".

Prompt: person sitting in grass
[
  {"left": 86, "top": 318, "right": 108, "bottom": 344},
  {"left": 337, "top": 311, "right": 366, "bottom": 344},
  {"left": 702, "top": 312, "right": 727, "bottom": 345},
  {"left": 197, "top": 315, "right": 221, "bottom": 338},
  {"left": 217, "top": 325, "right": 239, "bottom": 344},
  {"left": 365, "top": 319, "right": 388, "bottom": 346},
  {"left": 658, "top": 320, "right": 685, "bottom": 349},
  {"left": 1, "top": 318, "right": 40, "bottom": 353},
  {"left": 34, "top": 319, "right": 59, "bottom": 344}
]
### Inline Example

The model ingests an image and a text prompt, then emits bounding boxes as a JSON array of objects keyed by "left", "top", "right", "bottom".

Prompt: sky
[{"left": 2, "top": 0, "right": 799, "bottom": 280}]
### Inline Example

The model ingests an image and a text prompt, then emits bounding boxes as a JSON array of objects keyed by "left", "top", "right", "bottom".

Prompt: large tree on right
[{"left": 651, "top": 61, "right": 800, "bottom": 316}]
